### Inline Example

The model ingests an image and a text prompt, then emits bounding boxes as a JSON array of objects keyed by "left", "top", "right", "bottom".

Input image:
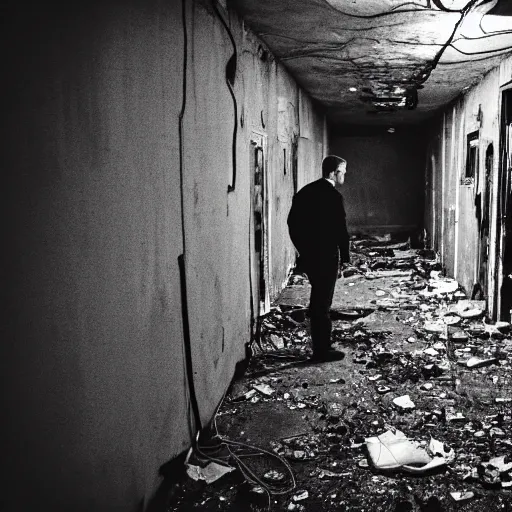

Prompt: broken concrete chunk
[
  {"left": 393, "top": 395, "right": 415, "bottom": 410},
  {"left": 423, "top": 348, "right": 439, "bottom": 357}
]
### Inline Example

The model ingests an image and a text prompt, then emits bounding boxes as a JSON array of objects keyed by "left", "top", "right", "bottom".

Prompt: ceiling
[{"left": 231, "top": 0, "right": 512, "bottom": 129}]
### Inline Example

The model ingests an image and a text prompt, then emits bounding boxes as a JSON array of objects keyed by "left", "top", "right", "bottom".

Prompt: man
[{"left": 287, "top": 155, "right": 350, "bottom": 362}]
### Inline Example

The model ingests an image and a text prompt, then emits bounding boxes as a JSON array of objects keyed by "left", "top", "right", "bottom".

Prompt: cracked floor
[{"left": 167, "top": 235, "right": 512, "bottom": 512}]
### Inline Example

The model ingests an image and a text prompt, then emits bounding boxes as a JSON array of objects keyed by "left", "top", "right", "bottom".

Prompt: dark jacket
[{"left": 287, "top": 178, "right": 350, "bottom": 263}]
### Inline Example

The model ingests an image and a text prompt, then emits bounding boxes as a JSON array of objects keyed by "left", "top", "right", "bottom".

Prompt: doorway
[
  {"left": 250, "top": 132, "right": 270, "bottom": 315},
  {"left": 476, "top": 143, "right": 493, "bottom": 299},
  {"left": 496, "top": 88, "right": 512, "bottom": 320}
]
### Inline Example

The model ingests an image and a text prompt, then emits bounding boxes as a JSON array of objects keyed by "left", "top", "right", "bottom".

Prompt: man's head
[{"left": 322, "top": 155, "right": 347, "bottom": 185}]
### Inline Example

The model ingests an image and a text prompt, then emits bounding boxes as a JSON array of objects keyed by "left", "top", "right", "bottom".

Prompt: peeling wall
[
  {"left": 329, "top": 134, "right": 426, "bottom": 233},
  {"left": 425, "top": 55, "right": 512, "bottom": 317},
  {"left": 2, "top": 1, "right": 326, "bottom": 510}
]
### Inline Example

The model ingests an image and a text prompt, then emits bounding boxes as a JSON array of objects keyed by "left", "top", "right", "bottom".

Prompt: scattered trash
[
  {"left": 173, "top": 235, "right": 512, "bottom": 511},
  {"left": 186, "top": 462, "right": 234, "bottom": 484}
]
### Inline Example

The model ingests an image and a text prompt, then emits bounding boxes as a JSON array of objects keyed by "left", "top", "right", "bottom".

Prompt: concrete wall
[
  {"left": 2, "top": 0, "right": 326, "bottom": 510},
  {"left": 425, "top": 54, "right": 512, "bottom": 315},
  {"left": 329, "top": 134, "right": 426, "bottom": 233}
]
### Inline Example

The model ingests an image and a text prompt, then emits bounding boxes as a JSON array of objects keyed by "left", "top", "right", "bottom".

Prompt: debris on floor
[{"left": 168, "top": 233, "right": 512, "bottom": 512}]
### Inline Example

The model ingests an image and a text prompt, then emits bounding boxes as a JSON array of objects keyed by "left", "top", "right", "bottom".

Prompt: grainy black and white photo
[{"left": 3, "top": 0, "right": 512, "bottom": 510}]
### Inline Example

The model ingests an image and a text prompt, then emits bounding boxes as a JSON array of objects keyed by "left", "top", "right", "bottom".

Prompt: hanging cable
[
  {"left": 438, "top": 53, "right": 507, "bottom": 63},
  {"left": 193, "top": 390, "right": 297, "bottom": 501},
  {"left": 319, "top": 0, "right": 434, "bottom": 19},
  {"left": 179, "top": 0, "right": 202, "bottom": 439},
  {"left": 449, "top": 41, "right": 512, "bottom": 55},
  {"left": 410, "top": 0, "right": 482, "bottom": 87},
  {"left": 212, "top": 0, "right": 238, "bottom": 193}
]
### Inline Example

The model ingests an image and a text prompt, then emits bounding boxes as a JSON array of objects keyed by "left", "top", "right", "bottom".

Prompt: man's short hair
[{"left": 322, "top": 155, "right": 346, "bottom": 178}]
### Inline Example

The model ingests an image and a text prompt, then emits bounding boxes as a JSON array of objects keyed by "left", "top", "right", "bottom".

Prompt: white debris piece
[
  {"left": 393, "top": 395, "right": 415, "bottom": 410},
  {"left": 466, "top": 356, "right": 498, "bottom": 368},
  {"left": 450, "top": 491, "right": 474, "bottom": 503},
  {"left": 186, "top": 462, "right": 234, "bottom": 484},
  {"left": 253, "top": 384, "right": 275, "bottom": 396},
  {"left": 365, "top": 429, "right": 454, "bottom": 473},
  {"left": 292, "top": 490, "right": 309, "bottom": 501}
]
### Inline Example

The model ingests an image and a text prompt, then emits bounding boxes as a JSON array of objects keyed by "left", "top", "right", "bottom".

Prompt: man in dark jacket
[{"left": 287, "top": 155, "right": 350, "bottom": 362}]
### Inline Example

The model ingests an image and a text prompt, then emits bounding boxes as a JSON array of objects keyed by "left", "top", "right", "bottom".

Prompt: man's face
[{"left": 334, "top": 163, "right": 347, "bottom": 185}]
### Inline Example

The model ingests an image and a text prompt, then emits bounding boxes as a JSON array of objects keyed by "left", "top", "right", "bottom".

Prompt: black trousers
[{"left": 303, "top": 254, "right": 339, "bottom": 356}]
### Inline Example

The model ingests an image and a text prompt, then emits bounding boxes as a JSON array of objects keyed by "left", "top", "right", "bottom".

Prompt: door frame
[{"left": 494, "top": 83, "right": 512, "bottom": 319}]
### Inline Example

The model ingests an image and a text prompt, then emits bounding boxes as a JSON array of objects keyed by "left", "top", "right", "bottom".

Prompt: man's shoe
[{"left": 310, "top": 349, "right": 345, "bottom": 362}]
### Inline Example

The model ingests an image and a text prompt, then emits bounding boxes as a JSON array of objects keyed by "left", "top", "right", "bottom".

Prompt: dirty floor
[{"left": 167, "top": 236, "right": 512, "bottom": 512}]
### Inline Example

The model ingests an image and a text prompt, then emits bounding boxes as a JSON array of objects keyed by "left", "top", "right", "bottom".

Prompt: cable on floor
[{"left": 186, "top": 390, "right": 297, "bottom": 509}]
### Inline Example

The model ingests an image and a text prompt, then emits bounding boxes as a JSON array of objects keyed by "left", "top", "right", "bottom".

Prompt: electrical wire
[
  {"left": 212, "top": 0, "right": 238, "bottom": 193},
  {"left": 190, "top": 389, "right": 297, "bottom": 506},
  {"left": 456, "top": 29, "right": 512, "bottom": 41},
  {"left": 319, "top": 0, "right": 435, "bottom": 19},
  {"left": 179, "top": 0, "right": 202, "bottom": 439},
  {"left": 411, "top": 0, "right": 482, "bottom": 86},
  {"left": 437, "top": 52, "right": 505, "bottom": 63},
  {"left": 449, "top": 41, "right": 512, "bottom": 55}
]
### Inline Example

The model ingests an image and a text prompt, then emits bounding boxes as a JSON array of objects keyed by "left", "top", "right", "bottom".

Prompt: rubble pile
[{"left": 168, "top": 234, "right": 512, "bottom": 512}]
